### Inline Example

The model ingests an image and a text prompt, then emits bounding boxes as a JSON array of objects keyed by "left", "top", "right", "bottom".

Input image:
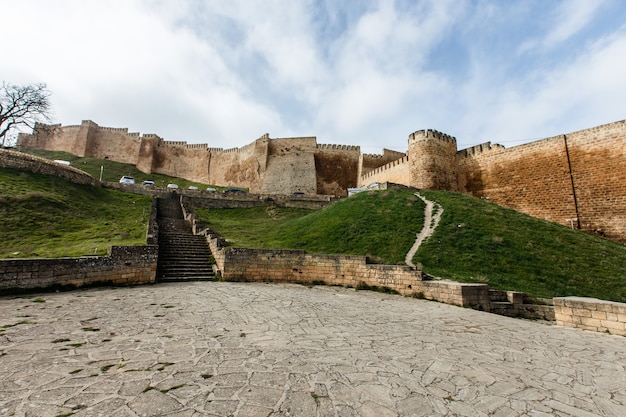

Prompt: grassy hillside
[
  {"left": 196, "top": 189, "right": 424, "bottom": 264},
  {"left": 0, "top": 167, "right": 151, "bottom": 258},
  {"left": 196, "top": 189, "right": 626, "bottom": 301},
  {"left": 20, "top": 149, "right": 222, "bottom": 190},
  {"left": 415, "top": 190, "right": 626, "bottom": 302}
]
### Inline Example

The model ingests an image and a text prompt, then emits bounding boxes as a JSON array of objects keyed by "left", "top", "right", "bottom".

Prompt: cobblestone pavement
[{"left": 1, "top": 282, "right": 625, "bottom": 417}]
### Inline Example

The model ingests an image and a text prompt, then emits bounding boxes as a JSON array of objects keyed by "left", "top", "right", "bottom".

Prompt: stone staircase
[{"left": 156, "top": 195, "right": 215, "bottom": 282}]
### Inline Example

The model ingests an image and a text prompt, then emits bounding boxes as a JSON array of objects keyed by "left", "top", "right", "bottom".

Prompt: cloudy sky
[{"left": 3, "top": 0, "right": 626, "bottom": 152}]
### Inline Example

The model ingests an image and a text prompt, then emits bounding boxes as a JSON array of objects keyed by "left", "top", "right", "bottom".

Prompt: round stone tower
[{"left": 407, "top": 129, "right": 459, "bottom": 191}]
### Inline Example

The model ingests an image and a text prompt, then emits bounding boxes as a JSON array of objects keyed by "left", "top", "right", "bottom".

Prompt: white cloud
[
  {"left": 518, "top": 0, "right": 606, "bottom": 54},
  {"left": 2, "top": 0, "right": 626, "bottom": 152}
]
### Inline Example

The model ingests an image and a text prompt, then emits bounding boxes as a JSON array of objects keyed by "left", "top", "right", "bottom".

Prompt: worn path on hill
[
  {"left": 1, "top": 282, "right": 625, "bottom": 417},
  {"left": 405, "top": 192, "right": 443, "bottom": 267}
]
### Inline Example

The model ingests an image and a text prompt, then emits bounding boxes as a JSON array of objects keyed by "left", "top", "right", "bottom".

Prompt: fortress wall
[
  {"left": 408, "top": 129, "right": 459, "bottom": 191},
  {"left": 85, "top": 124, "right": 142, "bottom": 165},
  {"left": 208, "top": 137, "right": 269, "bottom": 191},
  {"left": 256, "top": 137, "right": 319, "bottom": 194},
  {"left": 458, "top": 136, "right": 577, "bottom": 226},
  {"left": 458, "top": 120, "right": 626, "bottom": 240},
  {"left": 358, "top": 149, "right": 407, "bottom": 180},
  {"left": 18, "top": 123, "right": 87, "bottom": 156},
  {"left": 564, "top": 121, "right": 626, "bottom": 240},
  {"left": 359, "top": 156, "right": 410, "bottom": 187},
  {"left": 151, "top": 141, "right": 211, "bottom": 184},
  {"left": 136, "top": 136, "right": 158, "bottom": 173},
  {"left": 314, "top": 145, "right": 361, "bottom": 196}
]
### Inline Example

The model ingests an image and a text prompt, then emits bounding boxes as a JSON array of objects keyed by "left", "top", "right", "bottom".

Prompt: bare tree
[{"left": 0, "top": 82, "right": 51, "bottom": 147}]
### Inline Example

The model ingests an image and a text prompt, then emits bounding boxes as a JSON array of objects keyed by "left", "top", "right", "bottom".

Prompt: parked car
[
  {"left": 142, "top": 180, "right": 155, "bottom": 187},
  {"left": 166, "top": 183, "right": 179, "bottom": 189},
  {"left": 188, "top": 186, "right": 199, "bottom": 190},
  {"left": 223, "top": 188, "right": 246, "bottom": 194},
  {"left": 206, "top": 187, "right": 217, "bottom": 192},
  {"left": 119, "top": 176, "right": 135, "bottom": 185}
]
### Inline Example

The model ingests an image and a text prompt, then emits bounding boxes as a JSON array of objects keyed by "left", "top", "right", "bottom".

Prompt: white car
[
  {"left": 119, "top": 176, "right": 135, "bottom": 185},
  {"left": 188, "top": 186, "right": 199, "bottom": 190},
  {"left": 142, "top": 180, "right": 155, "bottom": 187},
  {"left": 166, "top": 183, "right": 179, "bottom": 189}
]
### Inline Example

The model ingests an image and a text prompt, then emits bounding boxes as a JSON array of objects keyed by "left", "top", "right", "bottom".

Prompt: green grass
[
  {"left": 415, "top": 190, "right": 626, "bottom": 302},
  {"left": 196, "top": 189, "right": 425, "bottom": 264},
  {"left": 194, "top": 206, "right": 317, "bottom": 248},
  {"left": 0, "top": 167, "right": 151, "bottom": 258},
  {"left": 20, "top": 149, "right": 222, "bottom": 190},
  {"left": 195, "top": 188, "right": 626, "bottom": 301}
]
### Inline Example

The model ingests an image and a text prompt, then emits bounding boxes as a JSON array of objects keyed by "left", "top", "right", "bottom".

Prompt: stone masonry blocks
[{"left": 554, "top": 297, "right": 626, "bottom": 335}]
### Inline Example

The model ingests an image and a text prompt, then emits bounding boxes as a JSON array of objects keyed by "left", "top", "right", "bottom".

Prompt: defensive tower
[{"left": 407, "top": 129, "right": 458, "bottom": 191}]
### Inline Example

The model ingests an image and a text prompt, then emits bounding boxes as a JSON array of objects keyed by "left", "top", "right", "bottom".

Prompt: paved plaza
[{"left": 0, "top": 281, "right": 625, "bottom": 417}]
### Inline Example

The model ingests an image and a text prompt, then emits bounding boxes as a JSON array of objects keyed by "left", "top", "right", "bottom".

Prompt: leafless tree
[{"left": 0, "top": 82, "right": 51, "bottom": 147}]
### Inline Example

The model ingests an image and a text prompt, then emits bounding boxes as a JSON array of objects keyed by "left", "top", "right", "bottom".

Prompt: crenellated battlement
[
  {"left": 99, "top": 126, "right": 129, "bottom": 133},
  {"left": 362, "top": 153, "right": 385, "bottom": 159},
  {"left": 361, "top": 155, "right": 409, "bottom": 180},
  {"left": 185, "top": 143, "right": 209, "bottom": 150},
  {"left": 316, "top": 143, "right": 360, "bottom": 152},
  {"left": 458, "top": 142, "right": 506, "bottom": 157},
  {"left": 408, "top": 129, "right": 457, "bottom": 144},
  {"left": 60, "top": 124, "right": 81, "bottom": 130},
  {"left": 142, "top": 134, "right": 161, "bottom": 140},
  {"left": 162, "top": 140, "right": 186, "bottom": 146}
]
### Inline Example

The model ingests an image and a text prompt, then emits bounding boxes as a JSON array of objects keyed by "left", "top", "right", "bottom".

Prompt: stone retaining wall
[
  {"left": 201, "top": 229, "right": 492, "bottom": 311},
  {"left": 554, "top": 297, "right": 626, "bottom": 335},
  {"left": 0, "top": 246, "right": 158, "bottom": 293},
  {"left": 0, "top": 148, "right": 98, "bottom": 186}
]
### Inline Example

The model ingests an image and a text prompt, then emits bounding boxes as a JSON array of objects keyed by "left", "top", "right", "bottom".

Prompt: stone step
[{"left": 156, "top": 196, "right": 215, "bottom": 283}]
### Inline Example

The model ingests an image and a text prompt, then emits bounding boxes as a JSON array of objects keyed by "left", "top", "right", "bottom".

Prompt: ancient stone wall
[
  {"left": 86, "top": 124, "right": 142, "bottom": 165},
  {"left": 208, "top": 138, "right": 268, "bottom": 192},
  {"left": 359, "top": 156, "right": 410, "bottom": 187},
  {"left": 314, "top": 144, "right": 361, "bottom": 196},
  {"left": 358, "top": 149, "right": 406, "bottom": 180},
  {"left": 0, "top": 246, "right": 158, "bottom": 293},
  {"left": 150, "top": 141, "right": 211, "bottom": 184},
  {"left": 16, "top": 118, "right": 626, "bottom": 241},
  {"left": 457, "top": 120, "right": 626, "bottom": 241},
  {"left": 0, "top": 148, "right": 98, "bottom": 186},
  {"left": 564, "top": 121, "right": 626, "bottom": 239},
  {"left": 260, "top": 137, "right": 318, "bottom": 194}
]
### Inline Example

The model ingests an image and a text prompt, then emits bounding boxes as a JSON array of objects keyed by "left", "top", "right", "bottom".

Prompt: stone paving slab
[{"left": 0, "top": 281, "right": 625, "bottom": 417}]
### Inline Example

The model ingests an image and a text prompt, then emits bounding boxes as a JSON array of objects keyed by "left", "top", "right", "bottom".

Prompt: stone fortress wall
[{"left": 17, "top": 118, "right": 626, "bottom": 242}]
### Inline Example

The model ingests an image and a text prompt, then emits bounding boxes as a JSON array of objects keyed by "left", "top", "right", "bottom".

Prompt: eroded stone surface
[{"left": 1, "top": 282, "right": 625, "bottom": 416}]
